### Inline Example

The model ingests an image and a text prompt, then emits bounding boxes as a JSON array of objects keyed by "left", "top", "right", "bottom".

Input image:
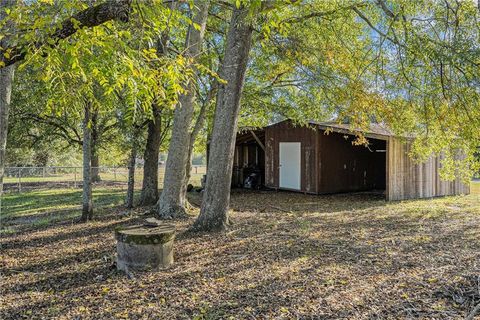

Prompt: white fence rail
[{"left": 3, "top": 165, "right": 206, "bottom": 193}]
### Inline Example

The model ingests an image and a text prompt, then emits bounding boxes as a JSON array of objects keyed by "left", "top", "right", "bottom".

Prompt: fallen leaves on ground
[{"left": 1, "top": 189, "right": 480, "bottom": 319}]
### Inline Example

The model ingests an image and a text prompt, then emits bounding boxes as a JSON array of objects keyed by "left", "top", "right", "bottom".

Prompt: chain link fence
[{"left": 2, "top": 165, "right": 206, "bottom": 193}]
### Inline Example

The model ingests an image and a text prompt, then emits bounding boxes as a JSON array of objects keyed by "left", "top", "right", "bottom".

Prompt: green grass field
[
  {"left": 3, "top": 166, "right": 206, "bottom": 185},
  {"left": 2, "top": 167, "right": 205, "bottom": 195},
  {"left": 1, "top": 188, "right": 128, "bottom": 220}
]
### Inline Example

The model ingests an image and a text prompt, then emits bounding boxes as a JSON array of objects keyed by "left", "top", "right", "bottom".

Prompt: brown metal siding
[
  {"left": 387, "top": 137, "right": 470, "bottom": 200},
  {"left": 264, "top": 120, "right": 318, "bottom": 193},
  {"left": 264, "top": 120, "right": 470, "bottom": 200}
]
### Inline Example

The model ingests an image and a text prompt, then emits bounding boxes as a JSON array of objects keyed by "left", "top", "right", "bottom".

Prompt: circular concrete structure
[{"left": 115, "top": 223, "right": 176, "bottom": 272}]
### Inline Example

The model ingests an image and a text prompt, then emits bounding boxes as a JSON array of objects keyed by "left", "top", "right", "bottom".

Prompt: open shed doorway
[
  {"left": 206, "top": 128, "right": 265, "bottom": 190},
  {"left": 231, "top": 129, "right": 265, "bottom": 189},
  {"left": 318, "top": 132, "right": 387, "bottom": 196}
]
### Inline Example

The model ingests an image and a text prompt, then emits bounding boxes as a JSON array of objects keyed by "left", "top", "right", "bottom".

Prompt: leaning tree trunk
[
  {"left": 125, "top": 143, "right": 137, "bottom": 209},
  {"left": 180, "top": 86, "right": 213, "bottom": 204},
  {"left": 81, "top": 103, "right": 93, "bottom": 221},
  {"left": 157, "top": 0, "right": 209, "bottom": 219},
  {"left": 139, "top": 104, "right": 162, "bottom": 206},
  {"left": 192, "top": 7, "right": 253, "bottom": 232}
]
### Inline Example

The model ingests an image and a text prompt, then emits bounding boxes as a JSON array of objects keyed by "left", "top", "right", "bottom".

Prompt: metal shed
[{"left": 261, "top": 119, "right": 469, "bottom": 200}]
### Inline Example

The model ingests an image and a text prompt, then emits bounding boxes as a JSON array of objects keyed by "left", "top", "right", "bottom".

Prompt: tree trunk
[
  {"left": 157, "top": 0, "right": 209, "bottom": 219},
  {"left": 91, "top": 109, "right": 101, "bottom": 182},
  {"left": 180, "top": 86, "right": 213, "bottom": 204},
  {"left": 181, "top": 147, "right": 195, "bottom": 206},
  {"left": 125, "top": 142, "right": 137, "bottom": 209},
  {"left": 0, "top": 1, "right": 15, "bottom": 208},
  {"left": 139, "top": 104, "right": 162, "bottom": 206},
  {"left": 192, "top": 7, "right": 253, "bottom": 232},
  {"left": 91, "top": 152, "right": 101, "bottom": 182},
  {"left": 0, "top": 66, "right": 14, "bottom": 207},
  {"left": 138, "top": 28, "right": 171, "bottom": 207},
  {"left": 81, "top": 103, "right": 93, "bottom": 221}
]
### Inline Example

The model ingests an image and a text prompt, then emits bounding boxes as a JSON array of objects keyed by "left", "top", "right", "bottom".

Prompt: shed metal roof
[
  {"left": 309, "top": 121, "right": 393, "bottom": 140},
  {"left": 264, "top": 119, "right": 393, "bottom": 140}
]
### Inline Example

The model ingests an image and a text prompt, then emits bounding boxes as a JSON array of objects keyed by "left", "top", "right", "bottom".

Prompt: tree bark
[
  {"left": 192, "top": 6, "right": 253, "bottom": 232},
  {"left": 0, "top": 0, "right": 132, "bottom": 68},
  {"left": 0, "top": 66, "right": 14, "bottom": 206},
  {"left": 138, "top": 27, "right": 171, "bottom": 207},
  {"left": 91, "top": 110, "right": 101, "bottom": 182},
  {"left": 91, "top": 152, "right": 101, "bottom": 182},
  {"left": 0, "top": 1, "right": 15, "bottom": 210},
  {"left": 125, "top": 143, "right": 136, "bottom": 209},
  {"left": 157, "top": 0, "right": 209, "bottom": 219},
  {"left": 81, "top": 102, "right": 93, "bottom": 221},
  {"left": 139, "top": 104, "right": 162, "bottom": 206},
  {"left": 181, "top": 84, "right": 214, "bottom": 204}
]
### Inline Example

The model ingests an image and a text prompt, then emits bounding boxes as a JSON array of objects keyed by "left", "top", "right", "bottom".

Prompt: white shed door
[{"left": 279, "top": 142, "right": 301, "bottom": 190}]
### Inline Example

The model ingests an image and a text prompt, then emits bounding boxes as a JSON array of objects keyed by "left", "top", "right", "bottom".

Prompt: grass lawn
[
  {"left": 0, "top": 182, "right": 479, "bottom": 319},
  {"left": 1, "top": 188, "right": 129, "bottom": 221}
]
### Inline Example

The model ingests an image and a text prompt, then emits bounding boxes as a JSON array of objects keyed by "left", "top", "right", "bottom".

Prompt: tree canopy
[{"left": 2, "top": 0, "right": 479, "bottom": 192}]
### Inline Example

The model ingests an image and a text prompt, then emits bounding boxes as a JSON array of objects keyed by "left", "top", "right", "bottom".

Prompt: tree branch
[
  {"left": 190, "top": 81, "right": 216, "bottom": 147},
  {"left": 375, "top": 0, "right": 397, "bottom": 20},
  {"left": 21, "top": 113, "right": 82, "bottom": 146},
  {"left": 0, "top": 0, "right": 132, "bottom": 68},
  {"left": 352, "top": 6, "right": 404, "bottom": 48},
  {"left": 285, "top": 4, "right": 363, "bottom": 24}
]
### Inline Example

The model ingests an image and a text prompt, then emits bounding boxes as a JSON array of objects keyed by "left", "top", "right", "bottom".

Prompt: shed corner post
[{"left": 386, "top": 137, "right": 391, "bottom": 201}]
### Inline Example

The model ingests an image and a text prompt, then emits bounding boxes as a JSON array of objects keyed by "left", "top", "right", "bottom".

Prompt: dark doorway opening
[
  {"left": 231, "top": 129, "right": 265, "bottom": 189},
  {"left": 318, "top": 132, "right": 387, "bottom": 196}
]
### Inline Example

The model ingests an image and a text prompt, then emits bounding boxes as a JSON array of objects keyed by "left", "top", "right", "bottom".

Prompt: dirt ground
[{"left": 1, "top": 189, "right": 480, "bottom": 319}]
